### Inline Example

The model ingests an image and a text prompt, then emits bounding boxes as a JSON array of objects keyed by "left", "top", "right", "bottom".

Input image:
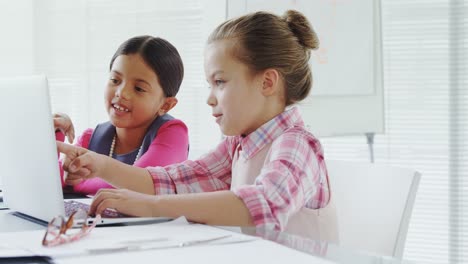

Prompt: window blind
[
  {"left": 321, "top": 1, "right": 468, "bottom": 263},
  {"left": 448, "top": 1, "right": 468, "bottom": 263}
]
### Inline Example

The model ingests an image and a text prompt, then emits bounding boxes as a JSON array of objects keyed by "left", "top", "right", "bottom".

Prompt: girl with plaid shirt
[{"left": 58, "top": 10, "right": 337, "bottom": 241}]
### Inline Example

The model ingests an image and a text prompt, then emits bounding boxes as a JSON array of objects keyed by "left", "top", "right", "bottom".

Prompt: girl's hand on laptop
[
  {"left": 53, "top": 113, "right": 75, "bottom": 143},
  {"left": 90, "top": 189, "right": 156, "bottom": 217},
  {"left": 56, "top": 141, "right": 107, "bottom": 185}
]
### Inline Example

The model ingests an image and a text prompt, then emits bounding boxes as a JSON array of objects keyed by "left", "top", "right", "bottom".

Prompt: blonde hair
[{"left": 208, "top": 10, "right": 319, "bottom": 105}]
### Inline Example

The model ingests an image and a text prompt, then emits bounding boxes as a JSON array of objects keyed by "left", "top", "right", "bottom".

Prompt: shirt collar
[{"left": 238, "top": 107, "right": 304, "bottom": 159}]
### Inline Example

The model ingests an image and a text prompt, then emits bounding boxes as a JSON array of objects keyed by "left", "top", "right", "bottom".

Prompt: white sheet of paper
[
  {"left": 55, "top": 239, "right": 335, "bottom": 264},
  {"left": 0, "top": 217, "right": 252, "bottom": 257},
  {"left": 0, "top": 217, "right": 333, "bottom": 264}
]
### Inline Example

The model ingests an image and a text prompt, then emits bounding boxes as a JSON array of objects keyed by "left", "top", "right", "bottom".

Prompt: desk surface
[
  {"left": 0, "top": 209, "right": 413, "bottom": 264},
  {"left": 224, "top": 227, "right": 414, "bottom": 264}
]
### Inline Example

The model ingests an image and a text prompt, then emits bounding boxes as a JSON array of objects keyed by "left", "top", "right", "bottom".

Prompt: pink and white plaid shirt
[{"left": 147, "top": 107, "right": 330, "bottom": 230}]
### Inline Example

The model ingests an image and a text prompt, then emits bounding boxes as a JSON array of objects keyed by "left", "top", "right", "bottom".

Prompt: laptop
[{"left": 0, "top": 75, "right": 171, "bottom": 226}]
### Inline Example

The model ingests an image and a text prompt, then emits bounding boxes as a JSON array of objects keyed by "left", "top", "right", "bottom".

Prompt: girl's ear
[
  {"left": 261, "top": 68, "right": 281, "bottom": 96},
  {"left": 158, "top": 97, "right": 178, "bottom": 115}
]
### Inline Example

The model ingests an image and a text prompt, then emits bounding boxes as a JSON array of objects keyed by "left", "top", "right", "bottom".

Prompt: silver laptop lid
[{"left": 0, "top": 75, "right": 65, "bottom": 222}]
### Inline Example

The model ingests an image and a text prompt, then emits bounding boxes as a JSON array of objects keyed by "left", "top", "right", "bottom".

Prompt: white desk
[
  {"left": 0, "top": 209, "right": 414, "bottom": 264},
  {"left": 0, "top": 209, "right": 45, "bottom": 232}
]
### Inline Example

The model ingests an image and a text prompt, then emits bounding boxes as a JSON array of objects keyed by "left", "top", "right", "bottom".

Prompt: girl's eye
[
  {"left": 110, "top": 78, "right": 119, "bottom": 84},
  {"left": 135, "top": 86, "right": 145, "bottom": 92},
  {"left": 215, "top": 80, "right": 225, "bottom": 86}
]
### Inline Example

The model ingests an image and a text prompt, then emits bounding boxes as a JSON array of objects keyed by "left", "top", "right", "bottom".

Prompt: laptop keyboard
[{"left": 64, "top": 200, "right": 125, "bottom": 218}]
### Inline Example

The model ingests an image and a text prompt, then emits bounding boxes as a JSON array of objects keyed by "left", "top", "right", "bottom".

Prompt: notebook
[{"left": 0, "top": 75, "right": 171, "bottom": 226}]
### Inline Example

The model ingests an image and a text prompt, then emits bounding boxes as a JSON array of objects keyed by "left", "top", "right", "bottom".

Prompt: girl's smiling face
[{"left": 105, "top": 54, "right": 166, "bottom": 129}]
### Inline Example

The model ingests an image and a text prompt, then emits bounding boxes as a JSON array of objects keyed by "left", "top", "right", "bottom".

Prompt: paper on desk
[
  {"left": 2, "top": 216, "right": 193, "bottom": 257},
  {"left": 56, "top": 239, "right": 336, "bottom": 264},
  {"left": 0, "top": 216, "right": 257, "bottom": 258}
]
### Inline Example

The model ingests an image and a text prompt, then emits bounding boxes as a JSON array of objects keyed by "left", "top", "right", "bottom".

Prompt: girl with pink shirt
[
  {"left": 58, "top": 10, "right": 337, "bottom": 240},
  {"left": 55, "top": 35, "right": 189, "bottom": 195}
]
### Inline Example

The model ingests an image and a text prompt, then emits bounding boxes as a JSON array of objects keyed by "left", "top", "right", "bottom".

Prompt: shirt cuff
[
  {"left": 147, "top": 166, "right": 177, "bottom": 195},
  {"left": 233, "top": 185, "right": 279, "bottom": 230}
]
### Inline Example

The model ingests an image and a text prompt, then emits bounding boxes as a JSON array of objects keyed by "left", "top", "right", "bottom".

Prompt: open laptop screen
[{"left": 0, "top": 75, "right": 66, "bottom": 222}]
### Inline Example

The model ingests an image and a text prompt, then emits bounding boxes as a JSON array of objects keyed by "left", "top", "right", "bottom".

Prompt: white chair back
[{"left": 326, "top": 160, "right": 421, "bottom": 258}]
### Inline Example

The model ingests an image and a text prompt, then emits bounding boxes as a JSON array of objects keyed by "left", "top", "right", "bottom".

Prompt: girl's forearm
[
  {"left": 152, "top": 191, "right": 254, "bottom": 226},
  {"left": 100, "top": 157, "right": 156, "bottom": 195}
]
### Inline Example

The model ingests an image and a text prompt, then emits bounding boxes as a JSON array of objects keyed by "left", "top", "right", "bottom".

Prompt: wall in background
[{"left": 0, "top": 1, "right": 34, "bottom": 75}]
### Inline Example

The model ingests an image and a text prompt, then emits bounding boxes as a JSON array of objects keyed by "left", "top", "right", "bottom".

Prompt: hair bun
[{"left": 283, "top": 10, "right": 319, "bottom": 50}]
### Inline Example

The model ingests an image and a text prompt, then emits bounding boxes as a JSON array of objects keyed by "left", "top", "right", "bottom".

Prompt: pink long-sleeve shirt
[
  {"left": 147, "top": 107, "right": 330, "bottom": 230},
  {"left": 57, "top": 119, "right": 189, "bottom": 195}
]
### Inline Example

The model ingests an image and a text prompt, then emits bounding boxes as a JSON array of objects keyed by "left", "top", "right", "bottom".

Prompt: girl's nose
[
  {"left": 115, "top": 84, "right": 131, "bottom": 100},
  {"left": 206, "top": 92, "right": 217, "bottom": 106}
]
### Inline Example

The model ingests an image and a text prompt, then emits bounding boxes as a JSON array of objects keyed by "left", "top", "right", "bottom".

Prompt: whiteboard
[{"left": 227, "top": 0, "right": 384, "bottom": 137}]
